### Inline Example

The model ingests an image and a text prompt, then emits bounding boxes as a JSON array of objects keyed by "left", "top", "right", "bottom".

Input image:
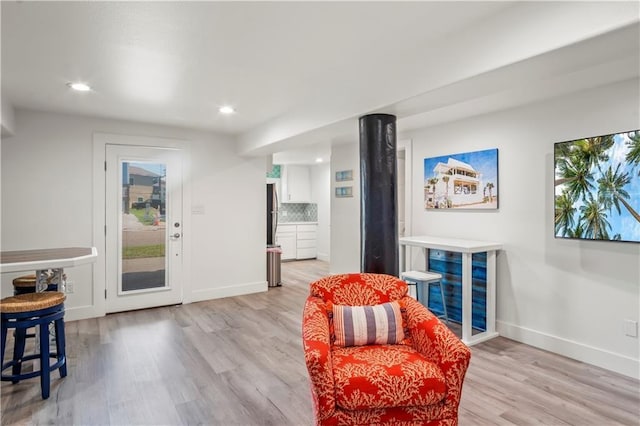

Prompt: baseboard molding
[
  {"left": 316, "top": 252, "right": 330, "bottom": 262},
  {"left": 65, "top": 305, "right": 102, "bottom": 322},
  {"left": 497, "top": 320, "right": 639, "bottom": 379},
  {"left": 63, "top": 281, "right": 268, "bottom": 321},
  {"left": 190, "top": 280, "right": 268, "bottom": 303}
]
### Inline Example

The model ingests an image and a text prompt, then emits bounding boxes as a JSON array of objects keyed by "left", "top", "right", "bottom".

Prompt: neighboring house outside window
[{"left": 128, "top": 166, "right": 160, "bottom": 209}]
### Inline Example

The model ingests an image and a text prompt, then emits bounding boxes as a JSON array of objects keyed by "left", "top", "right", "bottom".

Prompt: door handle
[{"left": 170, "top": 232, "right": 181, "bottom": 239}]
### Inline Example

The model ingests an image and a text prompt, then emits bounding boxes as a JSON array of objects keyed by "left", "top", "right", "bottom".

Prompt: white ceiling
[{"left": 2, "top": 1, "right": 639, "bottom": 162}]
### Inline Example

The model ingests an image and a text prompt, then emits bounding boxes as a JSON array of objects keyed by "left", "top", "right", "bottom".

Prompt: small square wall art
[
  {"left": 335, "top": 186, "right": 353, "bottom": 198},
  {"left": 335, "top": 170, "right": 353, "bottom": 182}
]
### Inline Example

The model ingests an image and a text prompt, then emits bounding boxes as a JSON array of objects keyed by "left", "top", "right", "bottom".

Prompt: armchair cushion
[
  {"left": 333, "top": 344, "right": 447, "bottom": 410},
  {"left": 332, "top": 301, "right": 405, "bottom": 347}
]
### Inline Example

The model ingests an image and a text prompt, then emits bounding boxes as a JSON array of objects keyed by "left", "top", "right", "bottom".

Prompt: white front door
[{"left": 105, "top": 144, "right": 183, "bottom": 313}]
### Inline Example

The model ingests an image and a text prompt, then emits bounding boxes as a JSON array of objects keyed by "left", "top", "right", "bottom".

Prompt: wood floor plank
[{"left": 2, "top": 259, "right": 638, "bottom": 425}]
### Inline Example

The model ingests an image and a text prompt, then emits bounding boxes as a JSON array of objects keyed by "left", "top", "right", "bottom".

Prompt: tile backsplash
[{"left": 280, "top": 203, "right": 317, "bottom": 222}]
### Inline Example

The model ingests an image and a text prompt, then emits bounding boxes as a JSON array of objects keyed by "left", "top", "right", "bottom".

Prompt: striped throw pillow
[{"left": 332, "top": 301, "right": 405, "bottom": 347}]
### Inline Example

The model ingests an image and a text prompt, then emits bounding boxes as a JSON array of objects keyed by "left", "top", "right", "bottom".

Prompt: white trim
[
  {"left": 92, "top": 136, "right": 108, "bottom": 319},
  {"left": 190, "top": 281, "right": 268, "bottom": 302},
  {"left": 397, "top": 139, "right": 413, "bottom": 238},
  {"left": 316, "top": 252, "right": 330, "bottom": 262},
  {"left": 92, "top": 132, "right": 192, "bottom": 319},
  {"left": 497, "top": 320, "right": 640, "bottom": 379},
  {"left": 64, "top": 305, "right": 100, "bottom": 322}
]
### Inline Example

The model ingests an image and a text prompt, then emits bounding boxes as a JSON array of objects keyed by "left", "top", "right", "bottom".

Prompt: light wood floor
[{"left": 2, "top": 260, "right": 638, "bottom": 425}]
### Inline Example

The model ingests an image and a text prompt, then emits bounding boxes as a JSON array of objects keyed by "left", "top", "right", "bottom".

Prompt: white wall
[
  {"left": 397, "top": 150, "right": 405, "bottom": 237},
  {"left": 310, "top": 162, "right": 330, "bottom": 262},
  {"left": 403, "top": 79, "right": 640, "bottom": 378},
  {"left": 1, "top": 98, "right": 16, "bottom": 136},
  {"left": 1, "top": 109, "right": 267, "bottom": 320},
  {"left": 186, "top": 135, "right": 266, "bottom": 301},
  {"left": 330, "top": 143, "right": 360, "bottom": 273}
]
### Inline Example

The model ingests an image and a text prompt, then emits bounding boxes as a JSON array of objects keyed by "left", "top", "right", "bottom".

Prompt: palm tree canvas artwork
[
  {"left": 554, "top": 130, "right": 640, "bottom": 243},
  {"left": 423, "top": 148, "right": 498, "bottom": 210}
]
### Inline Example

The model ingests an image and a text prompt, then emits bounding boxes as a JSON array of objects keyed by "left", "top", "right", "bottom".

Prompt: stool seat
[
  {"left": 12, "top": 275, "right": 37, "bottom": 288},
  {"left": 1, "top": 291, "right": 67, "bottom": 399},
  {"left": 401, "top": 270, "right": 448, "bottom": 324},
  {"left": 0, "top": 292, "right": 66, "bottom": 313},
  {"left": 11, "top": 274, "right": 58, "bottom": 295},
  {"left": 401, "top": 270, "right": 442, "bottom": 283}
]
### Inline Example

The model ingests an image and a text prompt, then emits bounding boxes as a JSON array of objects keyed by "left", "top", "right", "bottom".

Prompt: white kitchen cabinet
[
  {"left": 296, "top": 223, "right": 317, "bottom": 259},
  {"left": 276, "top": 223, "right": 317, "bottom": 260},
  {"left": 281, "top": 165, "right": 311, "bottom": 203},
  {"left": 275, "top": 224, "right": 297, "bottom": 260}
]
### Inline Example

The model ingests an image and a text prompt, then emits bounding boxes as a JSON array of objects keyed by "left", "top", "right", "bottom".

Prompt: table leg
[
  {"left": 50, "top": 268, "right": 64, "bottom": 292},
  {"left": 486, "top": 250, "right": 496, "bottom": 334},
  {"left": 462, "top": 250, "right": 499, "bottom": 346},
  {"left": 36, "top": 270, "right": 48, "bottom": 292},
  {"left": 399, "top": 244, "right": 407, "bottom": 276},
  {"left": 35, "top": 268, "right": 64, "bottom": 292},
  {"left": 461, "top": 252, "right": 472, "bottom": 344}
]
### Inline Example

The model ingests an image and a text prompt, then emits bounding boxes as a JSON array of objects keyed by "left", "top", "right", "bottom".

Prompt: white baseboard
[
  {"left": 316, "top": 252, "right": 330, "bottom": 262},
  {"left": 190, "top": 280, "right": 268, "bottom": 303},
  {"left": 63, "top": 281, "right": 268, "bottom": 321},
  {"left": 497, "top": 320, "right": 639, "bottom": 379},
  {"left": 65, "top": 305, "right": 102, "bottom": 322}
]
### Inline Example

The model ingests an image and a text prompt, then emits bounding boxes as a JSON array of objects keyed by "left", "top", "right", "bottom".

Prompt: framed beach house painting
[{"left": 424, "top": 148, "right": 499, "bottom": 210}]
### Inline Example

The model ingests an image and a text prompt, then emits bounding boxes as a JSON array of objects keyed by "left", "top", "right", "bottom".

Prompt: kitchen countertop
[{"left": 278, "top": 221, "right": 318, "bottom": 225}]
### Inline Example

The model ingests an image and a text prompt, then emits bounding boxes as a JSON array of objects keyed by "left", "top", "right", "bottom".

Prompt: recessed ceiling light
[
  {"left": 67, "top": 82, "right": 91, "bottom": 92},
  {"left": 219, "top": 105, "right": 235, "bottom": 114},
  {"left": 315, "top": 158, "right": 323, "bottom": 163}
]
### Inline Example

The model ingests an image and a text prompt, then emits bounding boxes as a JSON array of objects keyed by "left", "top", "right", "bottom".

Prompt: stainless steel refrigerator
[
  {"left": 266, "top": 183, "right": 281, "bottom": 286},
  {"left": 266, "top": 183, "right": 278, "bottom": 245}
]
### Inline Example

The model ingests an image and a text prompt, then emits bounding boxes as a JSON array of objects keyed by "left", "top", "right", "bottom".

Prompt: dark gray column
[{"left": 359, "top": 113, "right": 398, "bottom": 276}]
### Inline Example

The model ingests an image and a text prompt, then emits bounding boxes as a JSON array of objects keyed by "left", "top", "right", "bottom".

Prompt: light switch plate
[{"left": 624, "top": 320, "right": 638, "bottom": 337}]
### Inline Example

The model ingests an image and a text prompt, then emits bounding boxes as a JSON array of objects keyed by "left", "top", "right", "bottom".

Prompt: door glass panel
[{"left": 121, "top": 161, "right": 167, "bottom": 292}]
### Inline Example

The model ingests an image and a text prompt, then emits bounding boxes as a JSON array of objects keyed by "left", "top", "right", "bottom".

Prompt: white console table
[{"left": 399, "top": 236, "right": 502, "bottom": 346}]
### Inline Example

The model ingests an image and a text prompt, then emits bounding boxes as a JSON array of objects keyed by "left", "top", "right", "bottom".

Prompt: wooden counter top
[{"left": 0, "top": 247, "right": 98, "bottom": 273}]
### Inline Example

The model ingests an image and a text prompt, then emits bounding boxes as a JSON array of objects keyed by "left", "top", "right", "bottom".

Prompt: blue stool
[
  {"left": 401, "top": 270, "right": 449, "bottom": 323},
  {"left": 1, "top": 292, "right": 67, "bottom": 399}
]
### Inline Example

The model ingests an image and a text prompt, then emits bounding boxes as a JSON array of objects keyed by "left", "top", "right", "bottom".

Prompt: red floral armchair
[{"left": 302, "top": 273, "right": 471, "bottom": 426}]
